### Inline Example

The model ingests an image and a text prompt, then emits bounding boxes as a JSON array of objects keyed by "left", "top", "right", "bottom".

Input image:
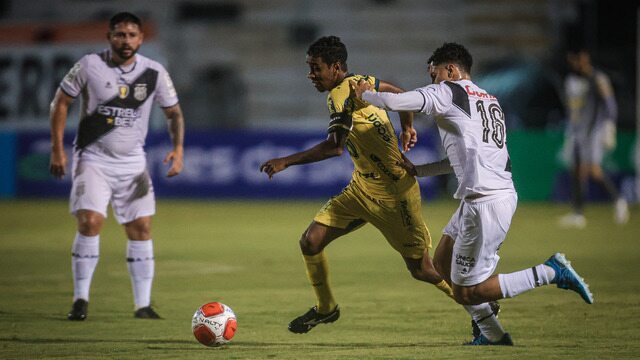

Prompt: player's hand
[
  {"left": 349, "top": 79, "right": 372, "bottom": 99},
  {"left": 49, "top": 148, "right": 68, "bottom": 179},
  {"left": 164, "top": 147, "right": 184, "bottom": 177},
  {"left": 397, "top": 153, "right": 417, "bottom": 177},
  {"left": 260, "top": 158, "right": 287, "bottom": 179},
  {"left": 400, "top": 127, "right": 417, "bottom": 153},
  {"left": 602, "top": 121, "right": 616, "bottom": 150}
]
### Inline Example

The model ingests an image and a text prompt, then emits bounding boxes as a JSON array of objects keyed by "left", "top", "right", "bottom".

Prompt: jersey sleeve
[
  {"left": 595, "top": 72, "right": 617, "bottom": 121},
  {"left": 417, "top": 83, "right": 453, "bottom": 115},
  {"left": 327, "top": 80, "right": 353, "bottom": 134},
  {"left": 59, "top": 56, "right": 89, "bottom": 98},
  {"left": 362, "top": 82, "right": 453, "bottom": 115},
  {"left": 154, "top": 65, "right": 179, "bottom": 108}
]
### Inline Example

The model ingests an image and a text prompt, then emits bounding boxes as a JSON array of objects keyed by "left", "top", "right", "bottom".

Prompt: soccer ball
[{"left": 192, "top": 302, "right": 238, "bottom": 346}]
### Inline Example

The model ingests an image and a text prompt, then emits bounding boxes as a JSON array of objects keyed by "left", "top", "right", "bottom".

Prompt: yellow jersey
[{"left": 327, "top": 74, "right": 415, "bottom": 198}]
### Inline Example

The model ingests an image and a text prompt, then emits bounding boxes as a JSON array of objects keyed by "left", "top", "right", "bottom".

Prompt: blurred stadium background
[
  {"left": 0, "top": 0, "right": 637, "bottom": 203},
  {"left": 1, "top": 1, "right": 639, "bottom": 358}
]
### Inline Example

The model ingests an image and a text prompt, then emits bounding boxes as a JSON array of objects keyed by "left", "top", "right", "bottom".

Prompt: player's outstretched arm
[
  {"left": 378, "top": 81, "right": 417, "bottom": 152},
  {"left": 162, "top": 104, "right": 185, "bottom": 177},
  {"left": 49, "top": 89, "right": 74, "bottom": 179},
  {"left": 260, "top": 131, "right": 347, "bottom": 179},
  {"left": 351, "top": 79, "right": 425, "bottom": 113},
  {"left": 398, "top": 157, "right": 453, "bottom": 178}
]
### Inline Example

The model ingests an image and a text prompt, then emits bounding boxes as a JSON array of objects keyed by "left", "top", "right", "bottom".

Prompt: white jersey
[
  {"left": 564, "top": 70, "right": 617, "bottom": 141},
  {"left": 60, "top": 49, "right": 178, "bottom": 168},
  {"left": 363, "top": 79, "right": 515, "bottom": 199}
]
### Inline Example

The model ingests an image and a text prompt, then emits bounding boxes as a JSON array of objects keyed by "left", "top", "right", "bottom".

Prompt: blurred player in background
[
  {"left": 559, "top": 47, "right": 628, "bottom": 228},
  {"left": 260, "top": 36, "right": 454, "bottom": 334},
  {"left": 352, "top": 42, "right": 593, "bottom": 345},
  {"left": 49, "top": 12, "right": 185, "bottom": 320}
]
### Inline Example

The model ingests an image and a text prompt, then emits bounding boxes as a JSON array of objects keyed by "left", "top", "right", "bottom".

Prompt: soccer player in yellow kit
[{"left": 260, "top": 36, "right": 453, "bottom": 334}]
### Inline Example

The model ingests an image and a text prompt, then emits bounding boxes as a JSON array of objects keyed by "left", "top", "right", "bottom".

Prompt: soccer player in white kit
[
  {"left": 351, "top": 43, "right": 593, "bottom": 345},
  {"left": 49, "top": 12, "right": 185, "bottom": 320},
  {"left": 559, "top": 47, "right": 628, "bottom": 228}
]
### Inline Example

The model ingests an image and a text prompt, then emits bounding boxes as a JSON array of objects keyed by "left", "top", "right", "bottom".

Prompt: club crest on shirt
[
  {"left": 134, "top": 84, "right": 147, "bottom": 101},
  {"left": 118, "top": 84, "right": 129, "bottom": 99}
]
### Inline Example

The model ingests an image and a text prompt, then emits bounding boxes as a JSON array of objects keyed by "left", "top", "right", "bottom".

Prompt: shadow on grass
[
  {"left": 233, "top": 341, "right": 442, "bottom": 348},
  {"left": 0, "top": 336, "right": 450, "bottom": 349},
  {"left": 0, "top": 336, "right": 193, "bottom": 345}
]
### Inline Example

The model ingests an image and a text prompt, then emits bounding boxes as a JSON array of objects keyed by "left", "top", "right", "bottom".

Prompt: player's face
[
  {"left": 108, "top": 22, "right": 144, "bottom": 64},
  {"left": 567, "top": 51, "right": 590, "bottom": 75},
  {"left": 306, "top": 56, "right": 341, "bottom": 92}
]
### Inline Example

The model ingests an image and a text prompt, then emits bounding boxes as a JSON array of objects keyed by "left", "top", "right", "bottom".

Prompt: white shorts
[
  {"left": 564, "top": 128, "right": 606, "bottom": 166},
  {"left": 70, "top": 159, "right": 155, "bottom": 224},
  {"left": 443, "top": 192, "right": 517, "bottom": 286}
]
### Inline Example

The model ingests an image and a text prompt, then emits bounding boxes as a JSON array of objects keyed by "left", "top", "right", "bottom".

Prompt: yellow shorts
[{"left": 313, "top": 181, "right": 431, "bottom": 259}]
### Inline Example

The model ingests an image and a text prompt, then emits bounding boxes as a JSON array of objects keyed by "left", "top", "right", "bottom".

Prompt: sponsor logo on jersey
[
  {"left": 97, "top": 105, "right": 141, "bottom": 127},
  {"left": 365, "top": 113, "right": 392, "bottom": 142},
  {"left": 464, "top": 85, "right": 496, "bottom": 100},
  {"left": 456, "top": 254, "right": 476, "bottom": 270},
  {"left": 118, "top": 84, "right": 130, "bottom": 99},
  {"left": 369, "top": 154, "right": 400, "bottom": 182},
  {"left": 134, "top": 84, "right": 147, "bottom": 101}
]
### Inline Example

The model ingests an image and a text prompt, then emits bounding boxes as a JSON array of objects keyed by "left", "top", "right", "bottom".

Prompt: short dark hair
[
  {"left": 109, "top": 12, "right": 142, "bottom": 31},
  {"left": 307, "top": 36, "right": 348, "bottom": 71},
  {"left": 428, "top": 42, "right": 473, "bottom": 74}
]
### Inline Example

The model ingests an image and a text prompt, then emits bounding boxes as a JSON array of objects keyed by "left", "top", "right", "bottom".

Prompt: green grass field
[{"left": 0, "top": 199, "right": 638, "bottom": 359}]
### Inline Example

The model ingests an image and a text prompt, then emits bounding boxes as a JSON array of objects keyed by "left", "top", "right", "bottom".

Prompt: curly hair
[
  {"left": 307, "top": 36, "right": 348, "bottom": 71},
  {"left": 428, "top": 42, "right": 473, "bottom": 74}
]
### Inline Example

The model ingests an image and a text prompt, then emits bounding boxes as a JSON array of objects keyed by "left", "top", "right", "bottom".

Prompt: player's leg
[
  {"left": 452, "top": 193, "right": 592, "bottom": 304},
  {"left": 300, "top": 221, "right": 353, "bottom": 311},
  {"left": 447, "top": 195, "right": 518, "bottom": 344},
  {"left": 560, "top": 144, "right": 588, "bottom": 228},
  {"left": 449, "top": 193, "right": 516, "bottom": 307},
  {"left": 68, "top": 161, "right": 110, "bottom": 320},
  {"left": 289, "top": 186, "right": 365, "bottom": 333},
  {"left": 288, "top": 221, "right": 353, "bottom": 333},
  {"left": 113, "top": 169, "right": 159, "bottom": 318},
  {"left": 433, "top": 234, "right": 454, "bottom": 285},
  {"left": 589, "top": 162, "right": 629, "bottom": 224},
  {"left": 432, "top": 234, "right": 502, "bottom": 339},
  {"left": 590, "top": 164, "right": 619, "bottom": 198},
  {"left": 123, "top": 216, "right": 160, "bottom": 318},
  {"left": 403, "top": 251, "right": 453, "bottom": 299},
  {"left": 455, "top": 252, "right": 594, "bottom": 305},
  {"left": 373, "top": 182, "right": 453, "bottom": 298}
]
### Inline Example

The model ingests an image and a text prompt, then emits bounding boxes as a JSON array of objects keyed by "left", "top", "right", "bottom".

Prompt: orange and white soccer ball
[{"left": 192, "top": 302, "right": 237, "bottom": 346}]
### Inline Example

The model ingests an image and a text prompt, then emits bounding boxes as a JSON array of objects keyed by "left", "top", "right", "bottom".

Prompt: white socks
[
  {"left": 498, "top": 264, "right": 554, "bottom": 298},
  {"left": 464, "top": 303, "right": 505, "bottom": 342},
  {"left": 127, "top": 240, "right": 155, "bottom": 309},
  {"left": 71, "top": 232, "right": 100, "bottom": 301}
]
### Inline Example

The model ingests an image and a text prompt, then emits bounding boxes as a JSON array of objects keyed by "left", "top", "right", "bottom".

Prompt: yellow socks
[
  {"left": 303, "top": 252, "right": 337, "bottom": 314},
  {"left": 435, "top": 279, "right": 455, "bottom": 299}
]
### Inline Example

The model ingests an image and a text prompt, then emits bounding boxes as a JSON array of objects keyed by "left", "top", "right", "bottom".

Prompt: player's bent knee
[
  {"left": 409, "top": 267, "right": 440, "bottom": 284},
  {"left": 452, "top": 286, "right": 482, "bottom": 305},
  {"left": 299, "top": 232, "right": 322, "bottom": 255}
]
